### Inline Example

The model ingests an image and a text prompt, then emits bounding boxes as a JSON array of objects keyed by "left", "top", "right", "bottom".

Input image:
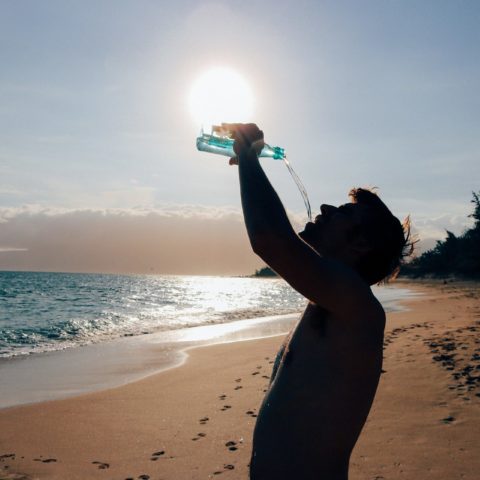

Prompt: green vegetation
[
  {"left": 402, "top": 191, "right": 480, "bottom": 279},
  {"left": 253, "top": 266, "right": 278, "bottom": 277}
]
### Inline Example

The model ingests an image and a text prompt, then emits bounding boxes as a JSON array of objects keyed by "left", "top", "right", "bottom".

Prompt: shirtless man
[{"left": 226, "top": 123, "right": 412, "bottom": 479}]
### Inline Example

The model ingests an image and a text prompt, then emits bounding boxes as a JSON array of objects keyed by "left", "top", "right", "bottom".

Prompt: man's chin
[
  {"left": 298, "top": 228, "right": 323, "bottom": 255},
  {"left": 298, "top": 222, "right": 315, "bottom": 240},
  {"left": 298, "top": 228, "right": 313, "bottom": 245}
]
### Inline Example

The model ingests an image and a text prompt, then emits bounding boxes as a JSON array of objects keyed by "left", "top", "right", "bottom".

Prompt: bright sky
[{"left": 0, "top": 1, "right": 479, "bottom": 274}]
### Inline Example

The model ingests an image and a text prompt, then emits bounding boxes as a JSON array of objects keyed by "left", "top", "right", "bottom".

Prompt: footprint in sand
[
  {"left": 150, "top": 450, "right": 165, "bottom": 461},
  {"left": 219, "top": 394, "right": 227, "bottom": 400},
  {"left": 213, "top": 464, "right": 235, "bottom": 475},
  {"left": 192, "top": 433, "right": 207, "bottom": 441},
  {"left": 234, "top": 386, "right": 242, "bottom": 390},
  {"left": 199, "top": 416, "right": 210, "bottom": 425},
  {"left": 225, "top": 441, "right": 238, "bottom": 451},
  {"left": 0, "top": 454, "right": 16, "bottom": 460},
  {"left": 34, "top": 457, "right": 57, "bottom": 463},
  {"left": 441, "top": 416, "right": 455, "bottom": 424},
  {"left": 92, "top": 461, "right": 110, "bottom": 469},
  {"left": 235, "top": 378, "right": 242, "bottom": 383},
  {"left": 220, "top": 405, "right": 232, "bottom": 411}
]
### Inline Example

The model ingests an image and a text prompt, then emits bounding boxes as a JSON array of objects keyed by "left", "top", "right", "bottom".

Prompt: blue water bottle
[{"left": 196, "top": 125, "right": 285, "bottom": 160}]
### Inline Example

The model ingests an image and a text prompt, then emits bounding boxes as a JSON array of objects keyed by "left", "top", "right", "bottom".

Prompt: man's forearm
[{"left": 238, "top": 149, "right": 296, "bottom": 246}]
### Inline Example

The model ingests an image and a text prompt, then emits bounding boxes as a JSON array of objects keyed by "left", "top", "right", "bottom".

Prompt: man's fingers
[
  {"left": 221, "top": 123, "right": 263, "bottom": 140},
  {"left": 221, "top": 122, "right": 242, "bottom": 131},
  {"left": 229, "top": 157, "right": 239, "bottom": 165},
  {"left": 220, "top": 123, "right": 264, "bottom": 157}
]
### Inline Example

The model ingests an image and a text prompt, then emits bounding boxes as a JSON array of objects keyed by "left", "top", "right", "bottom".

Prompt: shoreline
[
  {"left": 1, "top": 284, "right": 418, "bottom": 410},
  {"left": 0, "top": 313, "right": 300, "bottom": 410},
  {"left": 1, "top": 280, "right": 479, "bottom": 479}
]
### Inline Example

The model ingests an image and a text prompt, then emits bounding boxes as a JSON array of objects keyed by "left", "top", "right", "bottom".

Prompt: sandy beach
[{"left": 0, "top": 280, "right": 479, "bottom": 480}]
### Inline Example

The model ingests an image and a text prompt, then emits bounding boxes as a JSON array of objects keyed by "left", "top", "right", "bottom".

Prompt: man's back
[{"left": 250, "top": 300, "right": 385, "bottom": 479}]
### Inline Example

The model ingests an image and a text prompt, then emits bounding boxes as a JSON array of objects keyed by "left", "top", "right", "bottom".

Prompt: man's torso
[{"left": 250, "top": 300, "right": 385, "bottom": 479}]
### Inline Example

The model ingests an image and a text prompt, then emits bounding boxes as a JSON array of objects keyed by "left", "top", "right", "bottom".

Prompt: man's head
[{"left": 299, "top": 188, "right": 413, "bottom": 285}]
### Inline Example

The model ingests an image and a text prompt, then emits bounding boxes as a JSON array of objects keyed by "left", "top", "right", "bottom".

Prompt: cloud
[
  {"left": 0, "top": 205, "right": 263, "bottom": 275},
  {"left": 0, "top": 202, "right": 472, "bottom": 274},
  {"left": 390, "top": 196, "right": 475, "bottom": 255},
  {"left": 408, "top": 212, "right": 474, "bottom": 256}
]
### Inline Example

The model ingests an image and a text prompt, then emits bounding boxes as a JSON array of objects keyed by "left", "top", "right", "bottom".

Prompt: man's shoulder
[
  {"left": 334, "top": 273, "right": 384, "bottom": 313},
  {"left": 365, "top": 293, "right": 386, "bottom": 328},
  {"left": 307, "top": 285, "right": 384, "bottom": 316},
  {"left": 353, "top": 286, "right": 385, "bottom": 321},
  {"left": 318, "top": 284, "right": 385, "bottom": 329}
]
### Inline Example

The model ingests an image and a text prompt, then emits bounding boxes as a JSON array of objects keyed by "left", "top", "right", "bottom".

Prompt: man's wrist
[{"left": 238, "top": 146, "right": 260, "bottom": 162}]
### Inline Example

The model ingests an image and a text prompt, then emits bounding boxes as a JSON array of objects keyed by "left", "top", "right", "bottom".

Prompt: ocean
[
  {"left": 0, "top": 271, "right": 418, "bottom": 408},
  {"left": 0, "top": 271, "right": 307, "bottom": 358},
  {"left": 1, "top": 271, "right": 414, "bottom": 359}
]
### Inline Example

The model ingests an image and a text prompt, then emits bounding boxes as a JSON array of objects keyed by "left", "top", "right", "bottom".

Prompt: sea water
[
  {"left": 0, "top": 271, "right": 306, "bottom": 358},
  {"left": 0, "top": 271, "right": 415, "bottom": 359},
  {"left": 0, "top": 271, "right": 419, "bottom": 407}
]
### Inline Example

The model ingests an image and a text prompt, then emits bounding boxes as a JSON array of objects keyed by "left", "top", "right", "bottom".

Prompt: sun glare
[{"left": 188, "top": 67, "right": 254, "bottom": 128}]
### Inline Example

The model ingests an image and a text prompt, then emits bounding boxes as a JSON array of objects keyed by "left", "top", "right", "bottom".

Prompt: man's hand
[{"left": 222, "top": 123, "right": 264, "bottom": 165}]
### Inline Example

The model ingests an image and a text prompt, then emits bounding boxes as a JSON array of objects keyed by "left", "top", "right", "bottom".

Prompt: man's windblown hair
[{"left": 349, "top": 188, "right": 415, "bottom": 285}]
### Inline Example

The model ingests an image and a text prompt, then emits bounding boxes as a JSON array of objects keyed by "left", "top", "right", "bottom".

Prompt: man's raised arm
[
  {"left": 228, "top": 123, "right": 372, "bottom": 314},
  {"left": 232, "top": 124, "right": 297, "bottom": 251}
]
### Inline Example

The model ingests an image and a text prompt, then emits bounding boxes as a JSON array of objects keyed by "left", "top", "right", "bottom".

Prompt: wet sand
[
  {"left": 0, "top": 313, "right": 301, "bottom": 409},
  {"left": 0, "top": 280, "right": 479, "bottom": 479}
]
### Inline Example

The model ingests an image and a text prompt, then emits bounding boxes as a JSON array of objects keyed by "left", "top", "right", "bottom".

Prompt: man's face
[{"left": 299, "top": 203, "right": 369, "bottom": 259}]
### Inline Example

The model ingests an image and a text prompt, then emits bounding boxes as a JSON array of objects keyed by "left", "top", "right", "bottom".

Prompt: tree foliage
[
  {"left": 253, "top": 266, "right": 278, "bottom": 277},
  {"left": 402, "top": 191, "right": 480, "bottom": 278}
]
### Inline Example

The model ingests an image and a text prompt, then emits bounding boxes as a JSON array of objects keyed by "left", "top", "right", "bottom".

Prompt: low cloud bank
[
  {"left": 0, "top": 206, "right": 263, "bottom": 275},
  {"left": 0, "top": 205, "right": 471, "bottom": 275},
  {"left": 410, "top": 212, "right": 474, "bottom": 257}
]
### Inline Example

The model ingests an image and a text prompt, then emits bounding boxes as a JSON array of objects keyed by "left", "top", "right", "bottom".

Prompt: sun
[{"left": 188, "top": 67, "right": 254, "bottom": 128}]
